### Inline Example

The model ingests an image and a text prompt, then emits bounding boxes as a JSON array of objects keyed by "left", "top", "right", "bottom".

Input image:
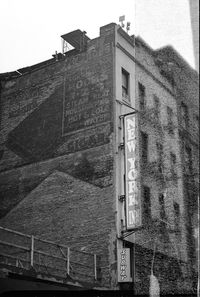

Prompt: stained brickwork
[
  {"left": 132, "top": 40, "right": 188, "bottom": 260},
  {"left": 0, "top": 24, "right": 117, "bottom": 288},
  {"left": 0, "top": 170, "right": 116, "bottom": 287},
  {"left": 114, "top": 38, "right": 197, "bottom": 294},
  {"left": 155, "top": 46, "right": 199, "bottom": 278},
  {"left": 0, "top": 32, "right": 113, "bottom": 168}
]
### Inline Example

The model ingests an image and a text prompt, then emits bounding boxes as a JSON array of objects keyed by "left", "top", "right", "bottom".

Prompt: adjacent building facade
[
  {"left": 0, "top": 23, "right": 199, "bottom": 294},
  {"left": 155, "top": 45, "right": 199, "bottom": 283},
  {"left": 188, "top": 0, "right": 199, "bottom": 72}
]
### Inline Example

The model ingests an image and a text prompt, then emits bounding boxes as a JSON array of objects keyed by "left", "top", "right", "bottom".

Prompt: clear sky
[{"left": 0, "top": 0, "right": 195, "bottom": 73}]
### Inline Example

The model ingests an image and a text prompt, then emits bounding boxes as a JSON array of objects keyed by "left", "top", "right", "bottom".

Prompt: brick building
[
  {"left": 0, "top": 23, "right": 199, "bottom": 294},
  {"left": 188, "top": 0, "right": 199, "bottom": 72},
  {"left": 155, "top": 45, "right": 199, "bottom": 285}
]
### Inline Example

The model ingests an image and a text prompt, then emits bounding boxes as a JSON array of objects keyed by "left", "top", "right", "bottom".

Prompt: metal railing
[{"left": 0, "top": 226, "right": 101, "bottom": 284}]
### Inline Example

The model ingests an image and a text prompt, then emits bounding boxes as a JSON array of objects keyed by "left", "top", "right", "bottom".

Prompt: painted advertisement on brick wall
[
  {"left": 0, "top": 33, "right": 114, "bottom": 219},
  {"left": 0, "top": 36, "right": 113, "bottom": 169},
  {"left": 60, "top": 41, "right": 113, "bottom": 155},
  {"left": 0, "top": 29, "right": 115, "bottom": 284},
  {"left": 62, "top": 46, "right": 112, "bottom": 135}
]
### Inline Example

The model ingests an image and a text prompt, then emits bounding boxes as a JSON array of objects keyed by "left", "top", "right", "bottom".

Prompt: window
[
  {"left": 184, "top": 146, "right": 193, "bottom": 176},
  {"left": 156, "top": 142, "right": 163, "bottom": 173},
  {"left": 167, "top": 107, "right": 173, "bottom": 125},
  {"left": 122, "top": 68, "right": 129, "bottom": 100},
  {"left": 141, "top": 132, "right": 148, "bottom": 163},
  {"left": 173, "top": 202, "right": 180, "bottom": 231},
  {"left": 153, "top": 95, "right": 160, "bottom": 118},
  {"left": 170, "top": 152, "right": 176, "bottom": 175},
  {"left": 159, "top": 194, "right": 166, "bottom": 220},
  {"left": 194, "top": 115, "right": 199, "bottom": 130},
  {"left": 181, "top": 102, "right": 189, "bottom": 129},
  {"left": 138, "top": 82, "right": 145, "bottom": 110},
  {"left": 167, "top": 106, "right": 174, "bottom": 134},
  {"left": 142, "top": 186, "right": 151, "bottom": 223}
]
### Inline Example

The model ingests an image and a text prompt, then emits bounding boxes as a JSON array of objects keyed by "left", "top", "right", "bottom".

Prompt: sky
[{"left": 0, "top": 0, "right": 195, "bottom": 73}]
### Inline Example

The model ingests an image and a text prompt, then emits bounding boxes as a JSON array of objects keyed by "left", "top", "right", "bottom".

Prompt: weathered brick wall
[
  {"left": 0, "top": 24, "right": 117, "bottom": 288},
  {"left": 155, "top": 47, "right": 199, "bottom": 275},
  {"left": 155, "top": 46, "right": 199, "bottom": 136},
  {"left": 0, "top": 31, "right": 114, "bottom": 169},
  {"left": 0, "top": 169, "right": 116, "bottom": 287},
  {"left": 135, "top": 44, "right": 188, "bottom": 261}
]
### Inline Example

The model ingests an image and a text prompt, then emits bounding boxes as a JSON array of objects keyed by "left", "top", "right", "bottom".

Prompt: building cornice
[{"left": 117, "top": 27, "right": 135, "bottom": 48}]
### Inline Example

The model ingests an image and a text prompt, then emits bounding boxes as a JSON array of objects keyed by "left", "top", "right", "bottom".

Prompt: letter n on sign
[
  {"left": 117, "top": 248, "right": 131, "bottom": 282},
  {"left": 124, "top": 114, "right": 141, "bottom": 230}
]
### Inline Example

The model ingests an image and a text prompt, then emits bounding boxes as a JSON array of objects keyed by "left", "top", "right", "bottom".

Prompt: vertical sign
[
  {"left": 117, "top": 248, "right": 131, "bottom": 282},
  {"left": 124, "top": 114, "right": 141, "bottom": 230}
]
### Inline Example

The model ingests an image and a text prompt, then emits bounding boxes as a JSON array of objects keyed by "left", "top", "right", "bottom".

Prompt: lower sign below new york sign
[{"left": 117, "top": 248, "right": 131, "bottom": 282}]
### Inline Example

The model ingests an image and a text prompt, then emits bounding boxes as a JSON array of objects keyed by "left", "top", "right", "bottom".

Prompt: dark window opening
[
  {"left": 153, "top": 95, "right": 160, "bottom": 118},
  {"left": 170, "top": 152, "right": 176, "bottom": 175},
  {"left": 122, "top": 68, "right": 129, "bottom": 100},
  {"left": 167, "top": 106, "right": 173, "bottom": 124},
  {"left": 141, "top": 131, "right": 148, "bottom": 164},
  {"left": 184, "top": 146, "right": 193, "bottom": 176},
  {"left": 167, "top": 106, "right": 174, "bottom": 134},
  {"left": 181, "top": 102, "right": 189, "bottom": 129},
  {"left": 138, "top": 82, "right": 145, "bottom": 110},
  {"left": 194, "top": 115, "right": 199, "bottom": 130},
  {"left": 173, "top": 202, "right": 180, "bottom": 231},
  {"left": 156, "top": 142, "right": 163, "bottom": 173},
  {"left": 142, "top": 186, "right": 151, "bottom": 223},
  {"left": 159, "top": 194, "right": 166, "bottom": 220}
]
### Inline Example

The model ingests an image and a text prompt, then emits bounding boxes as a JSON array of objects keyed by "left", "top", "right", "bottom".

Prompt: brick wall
[
  {"left": 0, "top": 24, "right": 118, "bottom": 288},
  {"left": 134, "top": 53, "right": 186, "bottom": 259},
  {"left": 155, "top": 46, "right": 199, "bottom": 274}
]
